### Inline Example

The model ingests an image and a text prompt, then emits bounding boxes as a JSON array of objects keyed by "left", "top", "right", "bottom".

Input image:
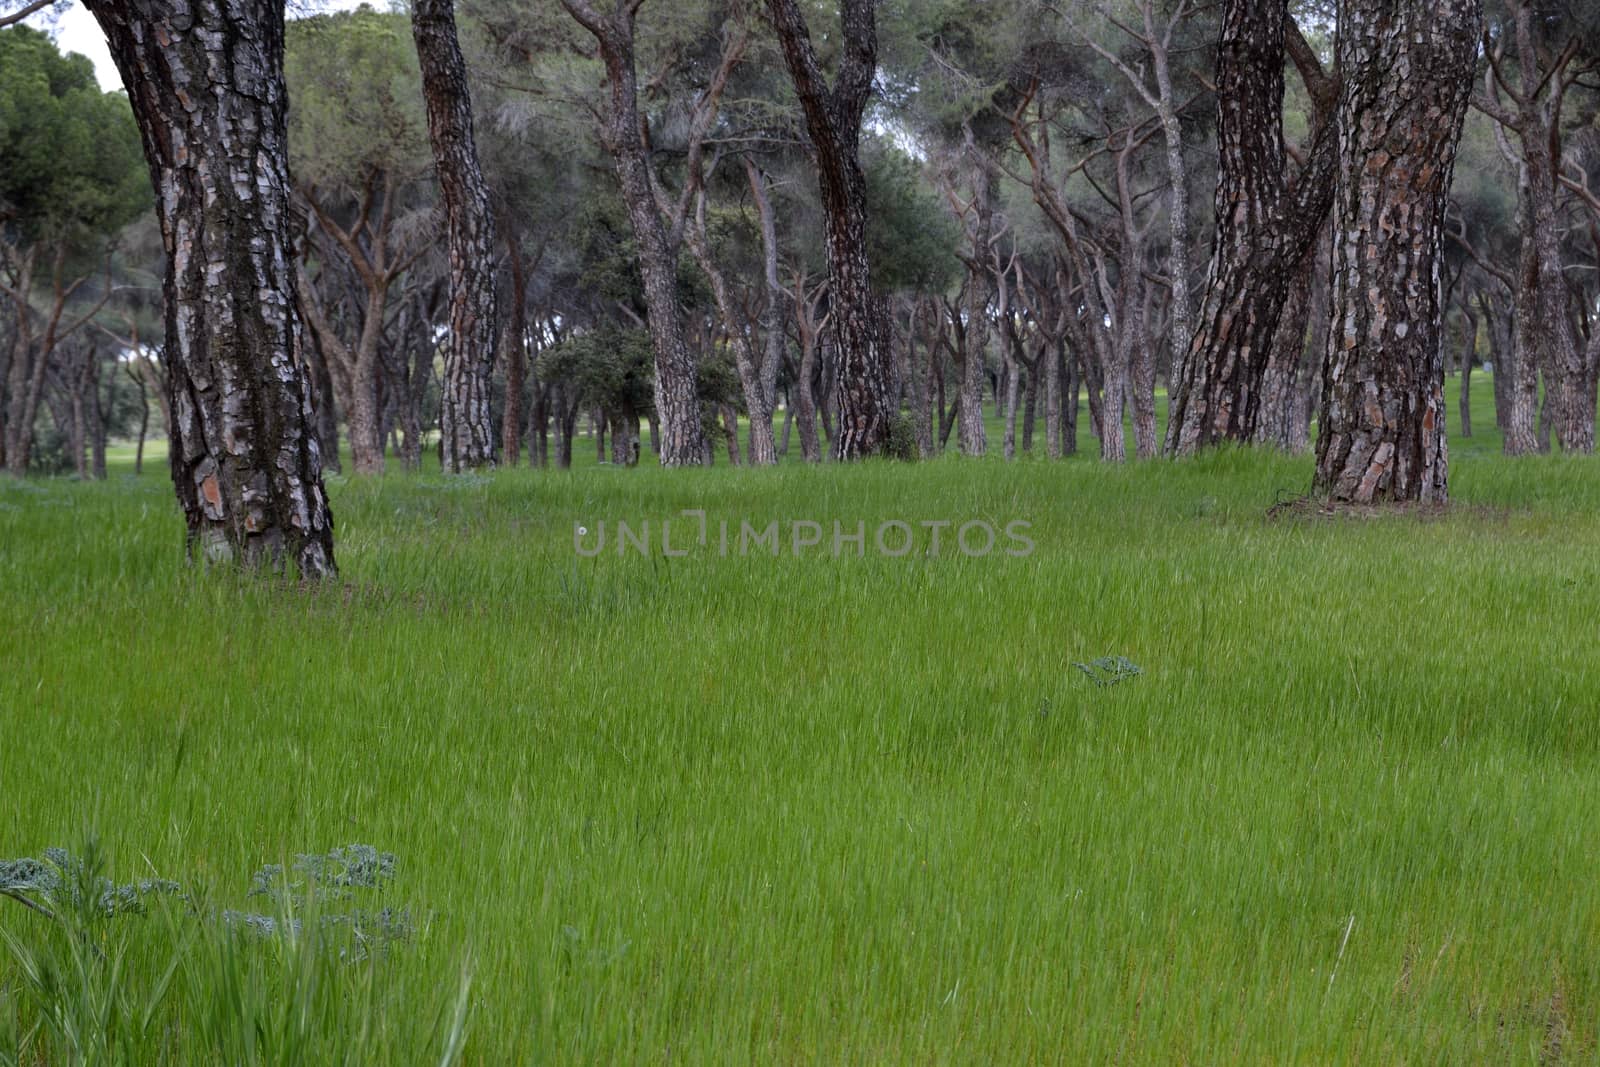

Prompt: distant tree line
[{"left": 2, "top": 0, "right": 1598, "bottom": 574}]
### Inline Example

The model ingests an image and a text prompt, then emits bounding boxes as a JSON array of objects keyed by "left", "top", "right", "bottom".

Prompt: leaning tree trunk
[
  {"left": 559, "top": 0, "right": 705, "bottom": 466},
  {"left": 1254, "top": 227, "right": 1319, "bottom": 449},
  {"left": 87, "top": 0, "right": 335, "bottom": 576},
  {"left": 767, "top": 0, "right": 890, "bottom": 459},
  {"left": 1313, "top": 0, "right": 1479, "bottom": 504},
  {"left": 1166, "top": 0, "right": 1336, "bottom": 455},
  {"left": 413, "top": 0, "right": 497, "bottom": 472}
]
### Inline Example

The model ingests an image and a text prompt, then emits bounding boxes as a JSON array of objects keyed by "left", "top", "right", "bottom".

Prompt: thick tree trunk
[
  {"left": 414, "top": 0, "right": 497, "bottom": 471},
  {"left": 767, "top": 0, "right": 890, "bottom": 459},
  {"left": 1313, "top": 0, "right": 1478, "bottom": 503},
  {"left": 1166, "top": 0, "right": 1336, "bottom": 454},
  {"left": 88, "top": 0, "right": 335, "bottom": 576},
  {"left": 1254, "top": 228, "right": 1318, "bottom": 449}
]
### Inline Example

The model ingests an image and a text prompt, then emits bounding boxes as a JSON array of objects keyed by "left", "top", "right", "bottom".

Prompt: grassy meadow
[{"left": 3, "top": 375, "right": 1600, "bottom": 1063}]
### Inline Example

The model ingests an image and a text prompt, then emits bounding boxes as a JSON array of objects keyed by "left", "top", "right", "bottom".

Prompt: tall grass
[{"left": 2, "top": 375, "right": 1598, "bottom": 1061}]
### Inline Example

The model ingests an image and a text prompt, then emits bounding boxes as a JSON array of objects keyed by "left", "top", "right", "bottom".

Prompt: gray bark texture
[
  {"left": 1166, "top": 1, "right": 1337, "bottom": 455},
  {"left": 767, "top": 0, "right": 891, "bottom": 459},
  {"left": 1313, "top": 0, "right": 1480, "bottom": 503},
  {"left": 413, "top": 0, "right": 498, "bottom": 471},
  {"left": 559, "top": 0, "right": 705, "bottom": 466},
  {"left": 87, "top": 0, "right": 336, "bottom": 577}
]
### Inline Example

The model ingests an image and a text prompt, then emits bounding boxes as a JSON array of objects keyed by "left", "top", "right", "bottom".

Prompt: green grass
[{"left": 4, "top": 373, "right": 1600, "bottom": 1062}]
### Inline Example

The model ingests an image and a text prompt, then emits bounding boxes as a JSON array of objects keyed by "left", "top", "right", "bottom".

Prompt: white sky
[{"left": 20, "top": 1, "right": 381, "bottom": 91}]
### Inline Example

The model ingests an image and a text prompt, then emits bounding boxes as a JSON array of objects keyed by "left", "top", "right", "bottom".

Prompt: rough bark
[
  {"left": 559, "top": 0, "right": 704, "bottom": 466},
  {"left": 413, "top": 0, "right": 497, "bottom": 471},
  {"left": 766, "top": 0, "right": 890, "bottom": 459},
  {"left": 1254, "top": 225, "right": 1321, "bottom": 450},
  {"left": 745, "top": 158, "right": 787, "bottom": 455},
  {"left": 684, "top": 194, "right": 777, "bottom": 466},
  {"left": 1166, "top": 2, "right": 1338, "bottom": 454},
  {"left": 1313, "top": 0, "right": 1479, "bottom": 503},
  {"left": 1475, "top": 2, "right": 1592, "bottom": 453},
  {"left": 86, "top": 0, "right": 335, "bottom": 576}
]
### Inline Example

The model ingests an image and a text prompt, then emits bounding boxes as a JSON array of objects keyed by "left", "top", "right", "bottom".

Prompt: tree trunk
[
  {"left": 956, "top": 165, "right": 992, "bottom": 456},
  {"left": 1313, "top": 0, "right": 1478, "bottom": 503},
  {"left": 559, "top": 0, "right": 704, "bottom": 466},
  {"left": 767, "top": 0, "right": 890, "bottom": 459},
  {"left": 1166, "top": 0, "right": 1336, "bottom": 454},
  {"left": 1457, "top": 301, "right": 1476, "bottom": 437},
  {"left": 414, "top": 0, "right": 497, "bottom": 471},
  {"left": 610, "top": 408, "right": 638, "bottom": 466},
  {"left": 1063, "top": 342, "right": 1081, "bottom": 456},
  {"left": 88, "top": 0, "right": 335, "bottom": 576},
  {"left": 1043, "top": 336, "right": 1062, "bottom": 459},
  {"left": 1254, "top": 228, "right": 1318, "bottom": 449},
  {"left": 130, "top": 363, "right": 150, "bottom": 475},
  {"left": 795, "top": 314, "right": 822, "bottom": 463},
  {"left": 684, "top": 202, "right": 777, "bottom": 466},
  {"left": 502, "top": 229, "right": 529, "bottom": 466},
  {"left": 1491, "top": 0, "right": 1594, "bottom": 453},
  {"left": 296, "top": 302, "right": 342, "bottom": 474}
]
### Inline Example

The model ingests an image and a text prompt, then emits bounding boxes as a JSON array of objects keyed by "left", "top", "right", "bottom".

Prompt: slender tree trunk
[
  {"left": 130, "top": 364, "right": 149, "bottom": 475},
  {"left": 502, "top": 229, "right": 529, "bottom": 466},
  {"left": 956, "top": 165, "right": 992, "bottom": 456},
  {"left": 685, "top": 206, "right": 777, "bottom": 466},
  {"left": 1314, "top": 0, "right": 1478, "bottom": 503},
  {"left": 89, "top": 349, "right": 109, "bottom": 480},
  {"left": 1458, "top": 302, "right": 1476, "bottom": 437},
  {"left": 70, "top": 357, "right": 89, "bottom": 479},
  {"left": 559, "top": 0, "right": 704, "bottom": 466},
  {"left": 720, "top": 402, "right": 742, "bottom": 465},
  {"left": 414, "top": 0, "right": 497, "bottom": 471},
  {"left": 296, "top": 302, "right": 342, "bottom": 474},
  {"left": 1063, "top": 342, "right": 1081, "bottom": 456},
  {"left": 795, "top": 318, "right": 822, "bottom": 463},
  {"left": 88, "top": 0, "right": 335, "bottom": 575},
  {"left": 745, "top": 160, "right": 787, "bottom": 420},
  {"left": 1043, "top": 336, "right": 1062, "bottom": 459},
  {"left": 1151, "top": 45, "right": 1195, "bottom": 410}
]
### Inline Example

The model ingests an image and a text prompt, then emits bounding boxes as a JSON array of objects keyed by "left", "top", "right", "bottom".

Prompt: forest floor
[{"left": 4, "top": 376, "right": 1600, "bottom": 1062}]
